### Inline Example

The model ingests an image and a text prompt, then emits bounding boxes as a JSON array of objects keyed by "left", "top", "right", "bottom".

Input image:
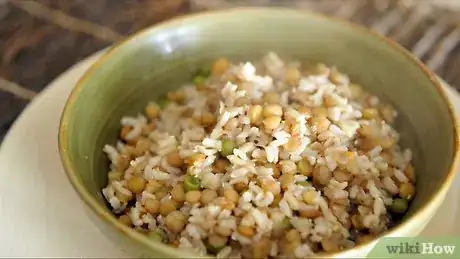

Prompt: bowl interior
[{"left": 60, "top": 8, "right": 457, "bottom": 256}]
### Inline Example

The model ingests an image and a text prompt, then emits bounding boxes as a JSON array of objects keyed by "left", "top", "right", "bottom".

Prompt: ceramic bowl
[{"left": 58, "top": 7, "right": 459, "bottom": 258}]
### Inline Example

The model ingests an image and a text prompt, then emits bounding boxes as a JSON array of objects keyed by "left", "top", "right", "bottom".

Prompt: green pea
[
  {"left": 157, "top": 99, "right": 170, "bottom": 109},
  {"left": 391, "top": 198, "right": 408, "bottom": 214},
  {"left": 280, "top": 217, "right": 291, "bottom": 229},
  {"left": 184, "top": 174, "right": 201, "bottom": 192},
  {"left": 221, "top": 139, "right": 235, "bottom": 157},
  {"left": 148, "top": 229, "right": 165, "bottom": 242},
  {"left": 195, "top": 68, "right": 211, "bottom": 78},
  {"left": 193, "top": 75, "right": 207, "bottom": 86}
]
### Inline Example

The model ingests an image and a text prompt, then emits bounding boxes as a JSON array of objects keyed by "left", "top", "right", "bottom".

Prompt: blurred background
[{"left": 0, "top": 0, "right": 459, "bottom": 141}]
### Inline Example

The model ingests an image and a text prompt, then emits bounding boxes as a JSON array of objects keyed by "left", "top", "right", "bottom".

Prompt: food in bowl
[{"left": 101, "top": 52, "right": 416, "bottom": 258}]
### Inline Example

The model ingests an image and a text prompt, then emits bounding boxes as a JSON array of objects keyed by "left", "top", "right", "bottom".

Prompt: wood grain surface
[{"left": 0, "top": 0, "right": 459, "bottom": 140}]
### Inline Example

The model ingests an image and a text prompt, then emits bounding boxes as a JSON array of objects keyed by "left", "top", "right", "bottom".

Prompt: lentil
[
  {"left": 144, "top": 198, "right": 160, "bottom": 214},
  {"left": 399, "top": 182, "right": 415, "bottom": 200},
  {"left": 248, "top": 105, "right": 263, "bottom": 124},
  {"left": 297, "top": 158, "right": 313, "bottom": 177},
  {"left": 159, "top": 199, "right": 177, "bottom": 216},
  {"left": 201, "top": 189, "right": 218, "bottom": 205},
  {"left": 118, "top": 215, "right": 132, "bottom": 226},
  {"left": 263, "top": 104, "right": 283, "bottom": 117},
  {"left": 263, "top": 92, "right": 280, "bottom": 104},
  {"left": 145, "top": 102, "right": 160, "bottom": 119},
  {"left": 127, "top": 175, "right": 146, "bottom": 194},
  {"left": 165, "top": 211, "right": 187, "bottom": 233},
  {"left": 263, "top": 116, "right": 281, "bottom": 131},
  {"left": 171, "top": 184, "right": 186, "bottom": 203}
]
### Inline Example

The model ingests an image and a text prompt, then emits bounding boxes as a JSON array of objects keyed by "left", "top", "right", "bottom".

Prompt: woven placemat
[{"left": 190, "top": 0, "right": 460, "bottom": 89}]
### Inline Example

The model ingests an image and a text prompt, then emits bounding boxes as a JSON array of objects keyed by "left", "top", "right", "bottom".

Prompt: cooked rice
[{"left": 102, "top": 53, "right": 416, "bottom": 258}]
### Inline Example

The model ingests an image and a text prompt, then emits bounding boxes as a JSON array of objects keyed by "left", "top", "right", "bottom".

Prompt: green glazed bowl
[{"left": 59, "top": 7, "right": 459, "bottom": 258}]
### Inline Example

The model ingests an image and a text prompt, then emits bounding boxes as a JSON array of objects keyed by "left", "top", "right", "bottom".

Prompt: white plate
[{"left": 0, "top": 52, "right": 459, "bottom": 257}]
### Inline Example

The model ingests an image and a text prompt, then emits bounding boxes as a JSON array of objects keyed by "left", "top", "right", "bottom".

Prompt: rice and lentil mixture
[{"left": 102, "top": 53, "right": 416, "bottom": 258}]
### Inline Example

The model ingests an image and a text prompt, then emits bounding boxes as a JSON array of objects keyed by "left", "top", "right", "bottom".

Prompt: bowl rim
[{"left": 58, "top": 6, "right": 460, "bottom": 258}]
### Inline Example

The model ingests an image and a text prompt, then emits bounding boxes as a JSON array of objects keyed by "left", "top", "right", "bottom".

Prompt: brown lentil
[
  {"left": 127, "top": 175, "right": 146, "bottom": 194},
  {"left": 185, "top": 190, "right": 201, "bottom": 204},
  {"left": 118, "top": 215, "right": 132, "bottom": 226},
  {"left": 399, "top": 182, "right": 415, "bottom": 200},
  {"left": 233, "top": 182, "right": 248, "bottom": 193},
  {"left": 145, "top": 102, "right": 160, "bottom": 119},
  {"left": 333, "top": 169, "right": 352, "bottom": 182},
  {"left": 263, "top": 92, "right": 280, "bottom": 104},
  {"left": 248, "top": 105, "right": 263, "bottom": 124},
  {"left": 404, "top": 163, "right": 416, "bottom": 182},
  {"left": 303, "top": 190, "right": 318, "bottom": 205},
  {"left": 251, "top": 237, "right": 270, "bottom": 258},
  {"left": 201, "top": 111, "right": 217, "bottom": 126},
  {"left": 297, "top": 158, "right": 313, "bottom": 177},
  {"left": 159, "top": 199, "right": 177, "bottom": 216},
  {"left": 286, "top": 229, "right": 301, "bottom": 242},
  {"left": 167, "top": 90, "right": 186, "bottom": 104},
  {"left": 145, "top": 180, "right": 162, "bottom": 193},
  {"left": 321, "top": 239, "right": 341, "bottom": 252},
  {"left": 208, "top": 234, "right": 228, "bottom": 249},
  {"left": 223, "top": 188, "right": 240, "bottom": 204},
  {"left": 133, "top": 138, "right": 151, "bottom": 157},
  {"left": 285, "top": 67, "right": 301, "bottom": 85},
  {"left": 362, "top": 108, "right": 379, "bottom": 120},
  {"left": 323, "top": 95, "right": 337, "bottom": 108},
  {"left": 215, "top": 225, "right": 232, "bottom": 237},
  {"left": 166, "top": 151, "right": 184, "bottom": 168},
  {"left": 144, "top": 198, "right": 160, "bottom": 214},
  {"left": 212, "top": 58, "right": 230, "bottom": 76},
  {"left": 279, "top": 160, "right": 297, "bottom": 175},
  {"left": 263, "top": 104, "right": 283, "bottom": 117},
  {"left": 171, "top": 184, "right": 186, "bottom": 203},
  {"left": 165, "top": 211, "right": 187, "bottom": 233},
  {"left": 309, "top": 117, "right": 331, "bottom": 133},
  {"left": 201, "top": 189, "right": 218, "bottom": 205},
  {"left": 313, "top": 165, "right": 332, "bottom": 186},
  {"left": 263, "top": 115, "right": 281, "bottom": 130},
  {"left": 213, "top": 159, "right": 229, "bottom": 174}
]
